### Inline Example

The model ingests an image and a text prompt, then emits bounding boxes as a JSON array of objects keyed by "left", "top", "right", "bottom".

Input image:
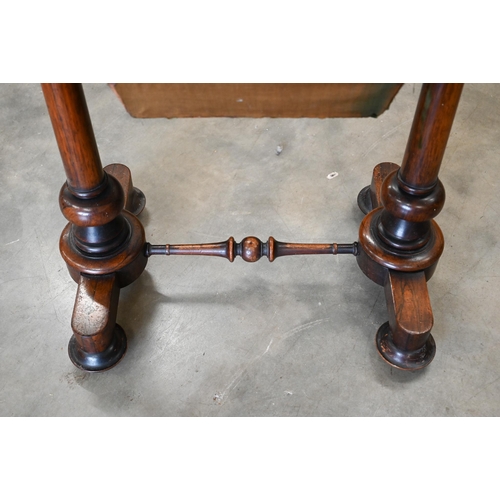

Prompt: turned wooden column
[
  {"left": 42, "top": 84, "right": 147, "bottom": 371},
  {"left": 357, "top": 83, "right": 463, "bottom": 370}
]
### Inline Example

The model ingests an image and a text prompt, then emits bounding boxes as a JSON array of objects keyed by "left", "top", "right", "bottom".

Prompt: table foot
[
  {"left": 69, "top": 325, "right": 127, "bottom": 372},
  {"left": 375, "top": 321, "right": 436, "bottom": 371}
]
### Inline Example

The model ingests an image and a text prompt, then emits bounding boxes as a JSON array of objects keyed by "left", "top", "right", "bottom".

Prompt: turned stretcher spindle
[{"left": 145, "top": 237, "right": 358, "bottom": 262}]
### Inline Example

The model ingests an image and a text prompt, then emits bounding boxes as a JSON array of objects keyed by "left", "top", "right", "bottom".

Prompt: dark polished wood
[
  {"left": 357, "top": 83, "right": 463, "bottom": 370},
  {"left": 69, "top": 274, "right": 127, "bottom": 371},
  {"left": 146, "top": 237, "right": 358, "bottom": 262},
  {"left": 104, "top": 163, "right": 146, "bottom": 216},
  {"left": 44, "top": 82, "right": 463, "bottom": 373},
  {"left": 357, "top": 162, "right": 399, "bottom": 215},
  {"left": 400, "top": 84, "right": 464, "bottom": 190},
  {"left": 377, "top": 270, "right": 436, "bottom": 370},
  {"left": 42, "top": 84, "right": 104, "bottom": 192},
  {"left": 42, "top": 83, "right": 147, "bottom": 372}
]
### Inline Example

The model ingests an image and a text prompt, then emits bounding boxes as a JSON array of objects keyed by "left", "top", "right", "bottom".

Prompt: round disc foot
[
  {"left": 129, "top": 187, "right": 146, "bottom": 216},
  {"left": 357, "top": 186, "right": 373, "bottom": 215},
  {"left": 68, "top": 324, "right": 128, "bottom": 372},
  {"left": 375, "top": 322, "right": 436, "bottom": 371}
]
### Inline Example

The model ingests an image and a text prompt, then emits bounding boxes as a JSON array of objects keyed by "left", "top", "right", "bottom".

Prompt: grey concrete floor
[{"left": 1, "top": 83, "right": 499, "bottom": 417}]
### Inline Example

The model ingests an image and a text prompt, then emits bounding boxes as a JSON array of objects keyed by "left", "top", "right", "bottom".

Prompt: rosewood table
[{"left": 42, "top": 83, "right": 463, "bottom": 372}]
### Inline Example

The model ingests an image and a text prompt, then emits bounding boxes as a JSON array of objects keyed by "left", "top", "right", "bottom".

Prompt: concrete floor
[{"left": 1, "top": 83, "right": 499, "bottom": 417}]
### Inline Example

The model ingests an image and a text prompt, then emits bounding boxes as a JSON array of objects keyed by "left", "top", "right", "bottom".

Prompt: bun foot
[
  {"left": 357, "top": 185, "right": 373, "bottom": 215},
  {"left": 129, "top": 187, "right": 146, "bottom": 216},
  {"left": 68, "top": 324, "right": 127, "bottom": 372},
  {"left": 375, "top": 322, "right": 436, "bottom": 371}
]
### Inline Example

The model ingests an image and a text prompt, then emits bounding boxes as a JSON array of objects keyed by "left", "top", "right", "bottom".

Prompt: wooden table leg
[
  {"left": 42, "top": 84, "right": 148, "bottom": 371},
  {"left": 357, "top": 83, "right": 463, "bottom": 370},
  {"left": 42, "top": 83, "right": 463, "bottom": 373}
]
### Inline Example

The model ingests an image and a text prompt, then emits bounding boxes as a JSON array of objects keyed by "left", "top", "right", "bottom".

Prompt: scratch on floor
[
  {"left": 368, "top": 289, "right": 383, "bottom": 319},
  {"left": 0, "top": 276, "right": 44, "bottom": 287},
  {"left": 214, "top": 318, "right": 329, "bottom": 405},
  {"left": 466, "top": 374, "right": 500, "bottom": 402},
  {"left": 371, "top": 403, "right": 382, "bottom": 417},
  {"left": 271, "top": 205, "right": 294, "bottom": 238},
  {"left": 215, "top": 368, "right": 247, "bottom": 405},
  {"left": 33, "top": 227, "right": 63, "bottom": 324},
  {"left": 278, "top": 318, "right": 329, "bottom": 345},
  {"left": 263, "top": 338, "right": 274, "bottom": 355},
  {"left": 361, "top": 118, "right": 413, "bottom": 158},
  {"left": 217, "top": 334, "right": 280, "bottom": 401}
]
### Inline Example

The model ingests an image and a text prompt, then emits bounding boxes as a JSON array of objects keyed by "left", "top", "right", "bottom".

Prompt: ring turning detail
[
  {"left": 42, "top": 83, "right": 464, "bottom": 373},
  {"left": 145, "top": 237, "right": 359, "bottom": 262}
]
